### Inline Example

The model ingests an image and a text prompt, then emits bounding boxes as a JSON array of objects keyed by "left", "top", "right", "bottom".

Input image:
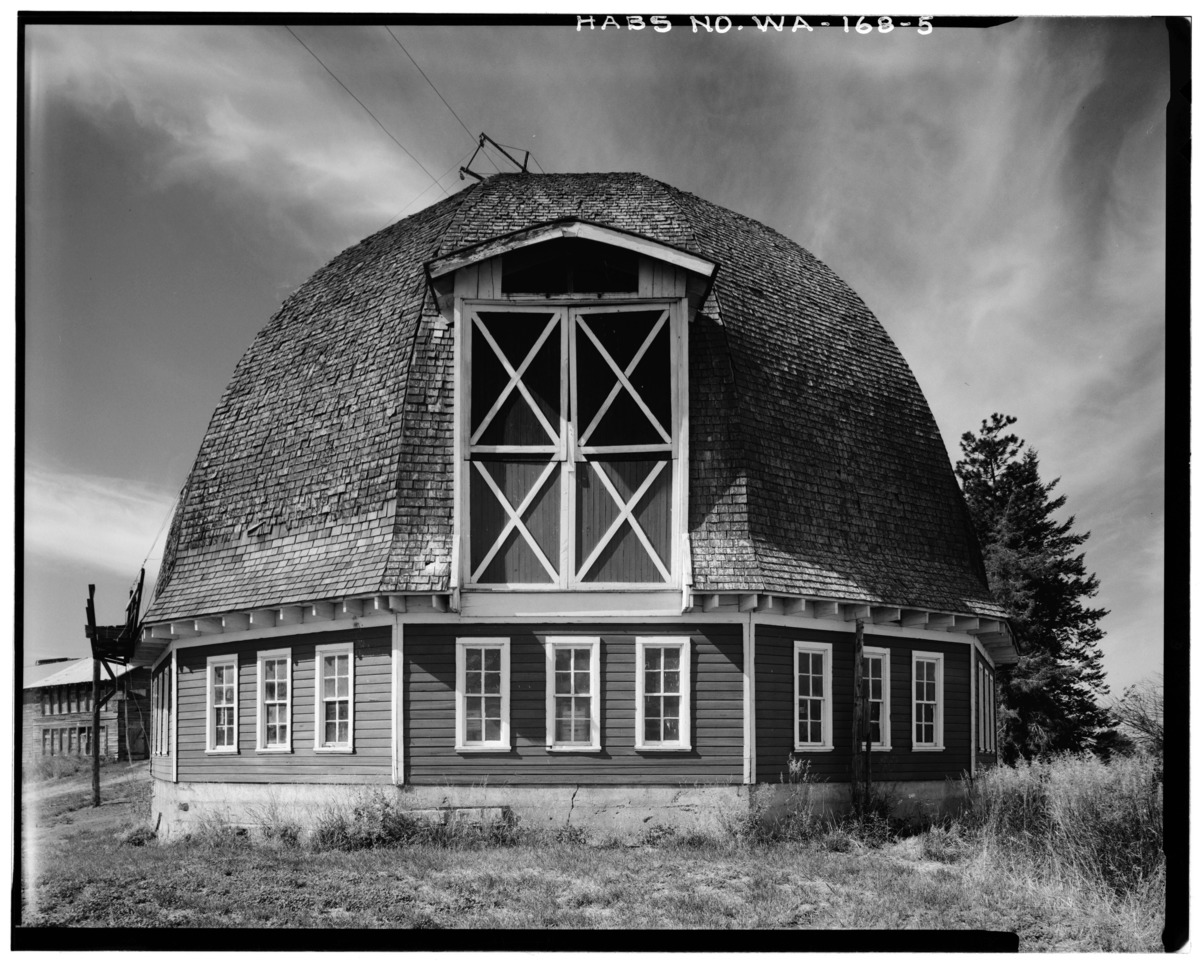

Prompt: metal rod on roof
[{"left": 480, "top": 133, "right": 527, "bottom": 174}]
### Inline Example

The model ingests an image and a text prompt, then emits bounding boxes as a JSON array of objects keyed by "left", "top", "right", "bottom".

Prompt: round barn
[{"left": 136, "top": 172, "right": 1017, "bottom": 837}]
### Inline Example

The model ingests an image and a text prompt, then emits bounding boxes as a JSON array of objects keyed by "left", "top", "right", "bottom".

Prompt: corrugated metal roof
[
  {"left": 24, "top": 658, "right": 136, "bottom": 690},
  {"left": 146, "top": 171, "right": 1004, "bottom": 622}
]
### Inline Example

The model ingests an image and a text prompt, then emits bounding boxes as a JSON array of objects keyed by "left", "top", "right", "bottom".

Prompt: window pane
[
  {"left": 797, "top": 701, "right": 809, "bottom": 721},
  {"left": 484, "top": 671, "right": 500, "bottom": 695},
  {"left": 264, "top": 661, "right": 275, "bottom": 680},
  {"left": 646, "top": 647, "right": 661, "bottom": 671},
  {"left": 811, "top": 720, "right": 821, "bottom": 743},
  {"left": 466, "top": 671, "right": 482, "bottom": 694},
  {"left": 810, "top": 701, "right": 822, "bottom": 722},
  {"left": 466, "top": 718, "right": 482, "bottom": 741},
  {"left": 277, "top": 679, "right": 287, "bottom": 699},
  {"left": 555, "top": 717, "right": 572, "bottom": 741},
  {"left": 555, "top": 671, "right": 571, "bottom": 694},
  {"left": 663, "top": 670, "right": 679, "bottom": 694},
  {"left": 662, "top": 695, "right": 680, "bottom": 722},
  {"left": 644, "top": 718, "right": 660, "bottom": 742},
  {"left": 645, "top": 670, "right": 660, "bottom": 694},
  {"left": 811, "top": 674, "right": 822, "bottom": 698},
  {"left": 662, "top": 717, "right": 679, "bottom": 741},
  {"left": 575, "top": 696, "right": 591, "bottom": 728},
  {"left": 466, "top": 698, "right": 482, "bottom": 721},
  {"left": 466, "top": 648, "right": 482, "bottom": 671},
  {"left": 555, "top": 649, "right": 571, "bottom": 672},
  {"left": 574, "top": 669, "right": 590, "bottom": 695},
  {"left": 324, "top": 677, "right": 336, "bottom": 699},
  {"left": 484, "top": 648, "right": 500, "bottom": 672},
  {"left": 663, "top": 648, "right": 680, "bottom": 671},
  {"left": 485, "top": 718, "right": 501, "bottom": 741},
  {"left": 574, "top": 648, "right": 590, "bottom": 671},
  {"left": 644, "top": 695, "right": 661, "bottom": 720}
]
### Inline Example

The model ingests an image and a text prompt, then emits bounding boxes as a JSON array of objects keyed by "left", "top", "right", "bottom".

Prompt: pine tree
[{"left": 955, "top": 413, "right": 1112, "bottom": 760}]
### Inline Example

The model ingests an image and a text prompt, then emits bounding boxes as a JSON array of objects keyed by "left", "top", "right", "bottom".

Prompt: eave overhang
[
  {"left": 134, "top": 589, "right": 1018, "bottom": 666},
  {"left": 425, "top": 219, "right": 719, "bottom": 283}
]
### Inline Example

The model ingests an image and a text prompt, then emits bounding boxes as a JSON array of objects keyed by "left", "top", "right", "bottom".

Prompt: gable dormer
[{"left": 427, "top": 220, "right": 717, "bottom": 594}]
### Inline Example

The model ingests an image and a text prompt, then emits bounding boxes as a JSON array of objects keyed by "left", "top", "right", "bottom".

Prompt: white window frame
[
  {"left": 544, "top": 637, "right": 601, "bottom": 752},
  {"left": 455, "top": 637, "right": 512, "bottom": 752},
  {"left": 314, "top": 642, "right": 354, "bottom": 753},
  {"left": 635, "top": 636, "right": 691, "bottom": 751},
  {"left": 912, "top": 651, "right": 945, "bottom": 751},
  {"left": 256, "top": 648, "right": 292, "bottom": 753},
  {"left": 205, "top": 653, "right": 239, "bottom": 755},
  {"left": 794, "top": 640, "right": 834, "bottom": 752},
  {"left": 862, "top": 646, "right": 892, "bottom": 751}
]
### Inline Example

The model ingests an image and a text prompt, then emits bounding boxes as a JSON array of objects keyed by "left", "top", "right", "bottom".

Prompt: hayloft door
[
  {"left": 570, "top": 305, "right": 674, "bottom": 585},
  {"left": 464, "top": 301, "right": 678, "bottom": 588}
]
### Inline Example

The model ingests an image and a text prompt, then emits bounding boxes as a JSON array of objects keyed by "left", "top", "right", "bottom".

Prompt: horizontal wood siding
[
  {"left": 755, "top": 626, "right": 972, "bottom": 783},
  {"left": 406, "top": 623, "right": 742, "bottom": 784},
  {"left": 175, "top": 627, "right": 392, "bottom": 784}
]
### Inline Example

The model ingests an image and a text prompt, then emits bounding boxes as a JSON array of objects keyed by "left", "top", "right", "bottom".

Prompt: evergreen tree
[{"left": 955, "top": 413, "right": 1112, "bottom": 760}]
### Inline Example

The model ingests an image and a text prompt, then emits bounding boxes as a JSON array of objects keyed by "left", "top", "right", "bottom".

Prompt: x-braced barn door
[{"left": 465, "top": 302, "right": 677, "bottom": 588}]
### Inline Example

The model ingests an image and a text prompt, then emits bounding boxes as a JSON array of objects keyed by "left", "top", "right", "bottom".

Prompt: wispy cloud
[
  {"left": 24, "top": 461, "right": 176, "bottom": 585},
  {"left": 25, "top": 24, "right": 459, "bottom": 257}
]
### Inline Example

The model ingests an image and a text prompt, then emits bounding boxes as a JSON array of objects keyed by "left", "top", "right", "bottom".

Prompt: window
[
  {"left": 456, "top": 638, "right": 511, "bottom": 751},
  {"left": 545, "top": 637, "right": 600, "bottom": 751},
  {"left": 794, "top": 641, "right": 834, "bottom": 751},
  {"left": 635, "top": 637, "right": 691, "bottom": 750},
  {"left": 257, "top": 649, "right": 291, "bottom": 752},
  {"left": 912, "top": 652, "right": 944, "bottom": 750},
  {"left": 206, "top": 654, "right": 238, "bottom": 753},
  {"left": 863, "top": 646, "right": 891, "bottom": 750},
  {"left": 314, "top": 643, "right": 353, "bottom": 752},
  {"left": 152, "top": 663, "right": 172, "bottom": 757},
  {"left": 978, "top": 660, "right": 996, "bottom": 754},
  {"left": 464, "top": 302, "right": 680, "bottom": 589}
]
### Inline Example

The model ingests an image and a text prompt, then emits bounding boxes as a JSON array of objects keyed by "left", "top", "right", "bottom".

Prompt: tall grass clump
[{"left": 966, "top": 752, "right": 1163, "bottom": 896}]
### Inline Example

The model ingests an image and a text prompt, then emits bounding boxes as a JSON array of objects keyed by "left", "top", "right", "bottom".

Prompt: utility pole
[{"left": 86, "top": 584, "right": 100, "bottom": 808}]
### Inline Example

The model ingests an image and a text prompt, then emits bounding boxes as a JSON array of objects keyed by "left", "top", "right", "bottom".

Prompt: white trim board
[{"left": 427, "top": 220, "right": 718, "bottom": 280}]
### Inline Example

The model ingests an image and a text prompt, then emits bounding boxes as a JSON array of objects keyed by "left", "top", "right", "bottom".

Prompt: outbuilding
[
  {"left": 135, "top": 172, "right": 1015, "bottom": 836},
  {"left": 22, "top": 657, "right": 150, "bottom": 764}
]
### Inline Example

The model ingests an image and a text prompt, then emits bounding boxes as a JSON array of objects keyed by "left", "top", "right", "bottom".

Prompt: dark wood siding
[
  {"left": 755, "top": 626, "right": 972, "bottom": 783},
  {"left": 406, "top": 623, "right": 742, "bottom": 784},
  {"left": 175, "top": 627, "right": 392, "bottom": 784}
]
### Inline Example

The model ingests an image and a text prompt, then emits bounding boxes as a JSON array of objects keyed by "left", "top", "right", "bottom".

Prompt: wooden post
[
  {"left": 87, "top": 584, "right": 100, "bottom": 808},
  {"left": 850, "top": 618, "right": 865, "bottom": 814},
  {"left": 864, "top": 675, "right": 872, "bottom": 804}
]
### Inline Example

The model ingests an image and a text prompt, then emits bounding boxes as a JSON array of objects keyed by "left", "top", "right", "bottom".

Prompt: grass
[{"left": 17, "top": 754, "right": 1165, "bottom": 948}]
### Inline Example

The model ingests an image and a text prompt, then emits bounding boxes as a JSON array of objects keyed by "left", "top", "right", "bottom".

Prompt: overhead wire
[
  {"left": 375, "top": 148, "right": 477, "bottom": 232},
  {"left": 381, "top": 26, "right": 499, "bottom": 173},
  {"left": 284, "top": 25, "right": 449, "bottom": 196}
]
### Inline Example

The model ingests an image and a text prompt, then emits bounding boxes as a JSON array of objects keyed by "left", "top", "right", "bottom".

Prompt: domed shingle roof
[{"left": 146, "top": 172, "right": 1003, "bottom": 621}]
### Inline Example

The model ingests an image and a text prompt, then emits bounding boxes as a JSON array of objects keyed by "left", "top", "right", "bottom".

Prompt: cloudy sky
[{"left": 22, "top": 17, "right": 1167, "bottom": 695}]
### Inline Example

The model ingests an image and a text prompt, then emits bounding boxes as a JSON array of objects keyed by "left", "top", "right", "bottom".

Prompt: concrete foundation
[
  {"left": 749, "top": 778, "right": 969, "bottom": 824},
  {"left": 150, "top": 777, "right": 968, "bottom": 841}
]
